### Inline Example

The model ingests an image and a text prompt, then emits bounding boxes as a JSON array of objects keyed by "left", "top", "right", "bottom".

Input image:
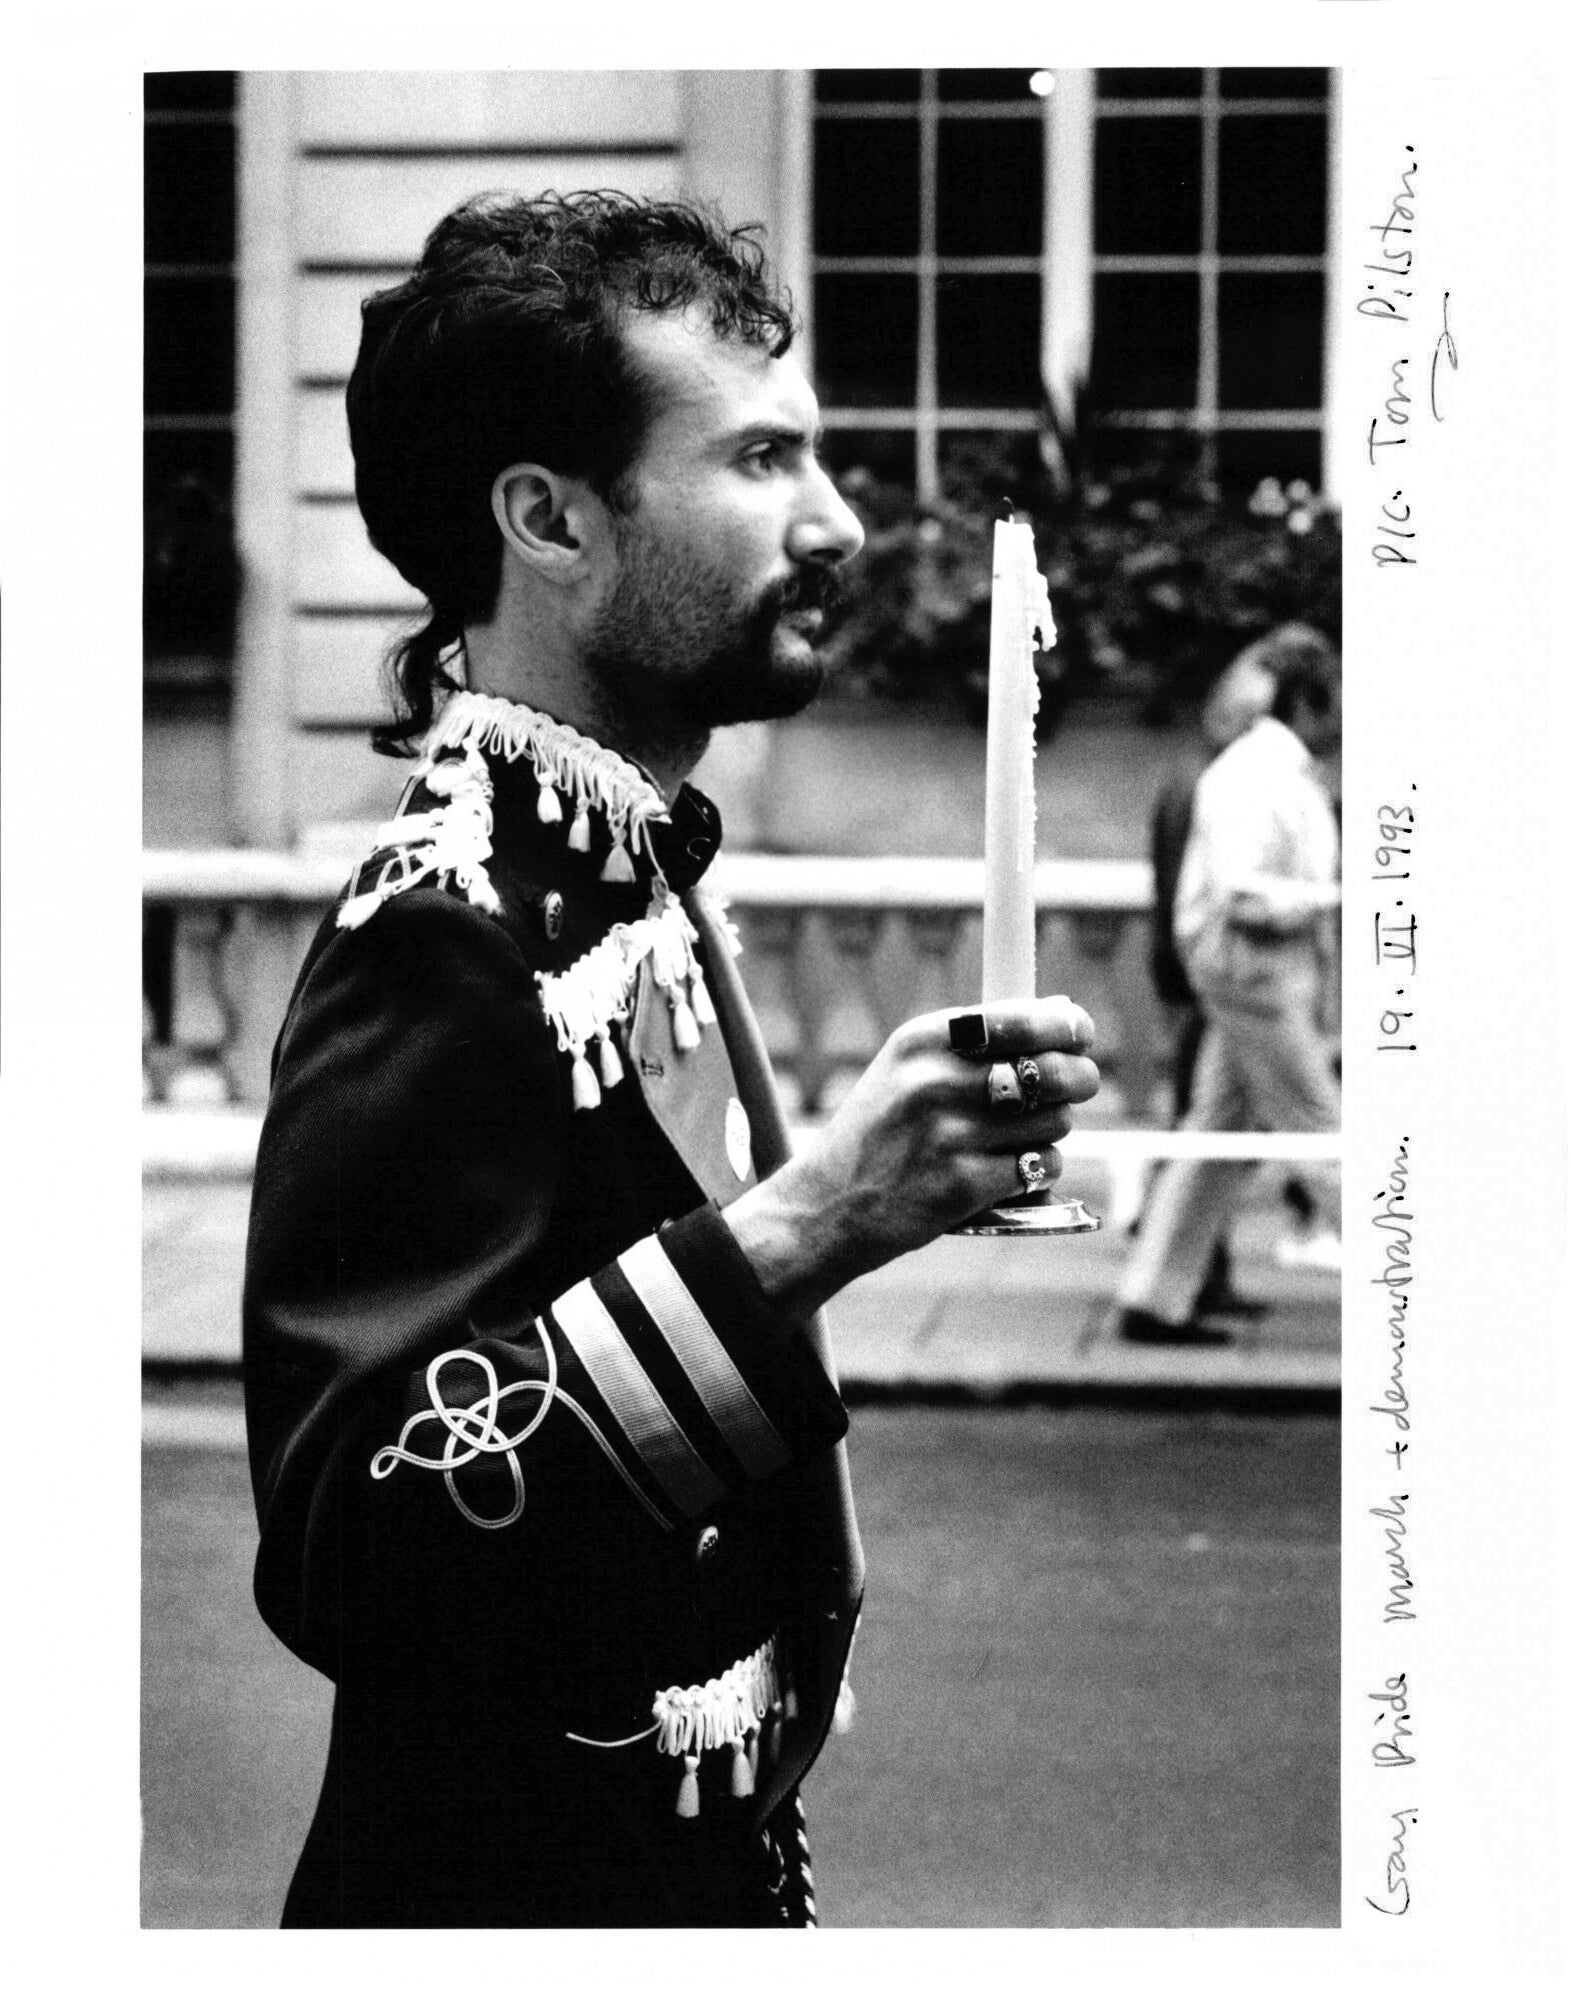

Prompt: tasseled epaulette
[
  {"left": 423, "top": 689, "right": 669, "bottom": 887},
  {"left": 653, "top": 1638, "right": 783, "bottom": 1818},
  {"left": 337, "top": 744, "right": 502, "bottom": 932},
  {"left": 337, "top": 685, "right": 738, "bottom": 1111},
  {"left": 535, "top": 883, "right": 718, "bottom": 1111}
]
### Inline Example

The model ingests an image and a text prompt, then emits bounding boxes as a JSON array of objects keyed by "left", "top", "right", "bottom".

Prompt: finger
[
  {"left": 936, "top": 998, "right": 1095, "bottom": 1058},
  {"left": 971, "top": 1105, "right": 1076, "bottom": 1155},
  {"left": 938, "top": 1050, "right": 1100, "bottom": 1110}
]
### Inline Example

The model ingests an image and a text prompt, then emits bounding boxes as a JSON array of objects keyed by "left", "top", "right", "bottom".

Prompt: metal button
[
  {"left": 695, "top": 1524, "right": 720, "bottom": 1562},
  {"left": 538, "top": 891, "right": 565, "bottom": 941}
]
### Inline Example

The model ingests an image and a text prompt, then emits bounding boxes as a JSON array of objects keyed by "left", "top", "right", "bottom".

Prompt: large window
[
  {"left": 144, "top": 70, "right": 239, "bottom": 680},
  {"left": 1089, "top": 68, "right": 1329, "bottom": 489},
  {"left": 810, "top": 69, "right": 1047, "bottom": 502},
  {"left": 809, "top": 67, "right": 1332, "bottom": 501}
]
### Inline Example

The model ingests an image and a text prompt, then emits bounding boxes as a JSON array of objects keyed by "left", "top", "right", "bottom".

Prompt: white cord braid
[
  {"left": 369, "top": 1343, "right": 557, "bottom": 1529},
  {"left": 369, "top": 1335, "right": 677, "bottom": 1533}
]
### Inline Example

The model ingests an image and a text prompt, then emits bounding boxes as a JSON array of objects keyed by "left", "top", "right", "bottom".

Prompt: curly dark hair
[{"left": 346, "top": 189, "right": 798, "bottom": 754}]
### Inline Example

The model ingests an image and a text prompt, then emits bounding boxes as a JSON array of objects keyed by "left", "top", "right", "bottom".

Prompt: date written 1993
[{"left": 1373, "top": 795, "right": 1417, "bottom": 1052}]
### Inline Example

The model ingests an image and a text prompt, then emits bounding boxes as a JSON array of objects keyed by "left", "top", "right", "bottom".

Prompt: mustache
[{"left": 767, "top": 565, "right": 845, "bottom": 619}]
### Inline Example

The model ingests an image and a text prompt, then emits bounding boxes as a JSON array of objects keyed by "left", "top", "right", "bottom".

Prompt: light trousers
[{"left": 1118, "top": 958, "right": 1340, "bottom": 1325}]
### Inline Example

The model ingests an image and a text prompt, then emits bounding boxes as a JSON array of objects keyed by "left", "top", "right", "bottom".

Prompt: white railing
[
  {"left": 143, "top": 846, "right": 1171, "bottom": 1117},
  {"left": 142, "top": 847, "right": 1340, "bottom": 1164}
]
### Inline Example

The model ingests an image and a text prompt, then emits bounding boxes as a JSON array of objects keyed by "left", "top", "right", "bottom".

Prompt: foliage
[{"left": 820, "top": 401, "right": 1342, "bottom": 728}]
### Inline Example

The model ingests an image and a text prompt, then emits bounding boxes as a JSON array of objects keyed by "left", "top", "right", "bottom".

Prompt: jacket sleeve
[{"left": 242, "top": 888, "right": 847, "bottom": 1669}]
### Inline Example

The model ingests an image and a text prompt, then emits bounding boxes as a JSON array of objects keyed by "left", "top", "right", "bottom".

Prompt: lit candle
[{"left": 981, "top": 513, "right": 1056, "bottom": 1004}]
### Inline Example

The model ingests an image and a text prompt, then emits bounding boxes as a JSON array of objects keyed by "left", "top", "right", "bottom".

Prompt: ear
[{"left": 491, "top": 463, "right": 603, "bottom": 577}]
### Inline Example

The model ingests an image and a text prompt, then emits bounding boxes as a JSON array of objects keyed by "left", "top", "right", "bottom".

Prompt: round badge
[
  {"left": 724, "top": 1097, "right": 753, "bottom": 1182},
  {"left": 539, "top": 891, "right": 565, "bottom": 941}
]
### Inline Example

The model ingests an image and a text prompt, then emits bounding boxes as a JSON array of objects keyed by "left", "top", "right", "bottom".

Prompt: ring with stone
[
  {"left": 1014, "top": 1056, "right": 1045, "bottom": 1113},
  {"left": 987, "top": 1062, "right": 1025, "bottom": 1112},
  {"left": 947, "top": 1011, "right": 990, "bottom": 1059},
  {"left": 1016, "top": 1150, "right": 1052, "bottom": 1194}
]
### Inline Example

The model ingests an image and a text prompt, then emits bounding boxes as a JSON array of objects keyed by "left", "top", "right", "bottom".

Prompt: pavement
[
  {"left": 143, "top": 1144, "right": 1339, "bottom": 1432},
  {"left": 142, "top": 1399, "right": 1339, "bottom": 1928}
]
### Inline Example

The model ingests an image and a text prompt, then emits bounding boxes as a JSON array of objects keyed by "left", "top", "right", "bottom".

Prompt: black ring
[
  {"left": 1015, "top": 1056, "right": 1044, "bottom": 1113},
  {"left": 947, "top": 1011, "right": 990, "bottom": 1058}
]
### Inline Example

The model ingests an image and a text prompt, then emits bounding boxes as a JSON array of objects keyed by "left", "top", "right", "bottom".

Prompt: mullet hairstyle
[{"left": 346, "top": 190, "right": 798, "bottom": 755}]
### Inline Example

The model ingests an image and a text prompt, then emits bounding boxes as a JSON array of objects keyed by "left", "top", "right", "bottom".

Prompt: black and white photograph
[{"left": 1, "top": 2, "right": 1562, "bottom": 1982}]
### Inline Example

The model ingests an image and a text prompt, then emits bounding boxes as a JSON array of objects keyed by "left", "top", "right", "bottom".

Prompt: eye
[{"left": 742, "top": 441, "right": 782, "bottom": 473}]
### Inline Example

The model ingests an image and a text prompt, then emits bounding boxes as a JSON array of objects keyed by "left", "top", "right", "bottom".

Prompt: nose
[{"left": 787, "top": 459, "right": 865, "bottom": 568}]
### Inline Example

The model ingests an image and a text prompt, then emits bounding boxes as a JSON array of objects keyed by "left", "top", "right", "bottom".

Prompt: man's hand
[{"left": 725, "top": 997, "right": 1098, "bottom": 1323}]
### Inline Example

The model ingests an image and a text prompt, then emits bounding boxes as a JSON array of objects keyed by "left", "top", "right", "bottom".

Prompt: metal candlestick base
[{"left": 948, "top": 1190, "right": 1101, "bottom": 1236}]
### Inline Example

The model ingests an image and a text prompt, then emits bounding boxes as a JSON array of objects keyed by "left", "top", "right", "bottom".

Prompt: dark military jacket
[{"left": 241, "top": 702, "right": 864, "bottom": 1927}]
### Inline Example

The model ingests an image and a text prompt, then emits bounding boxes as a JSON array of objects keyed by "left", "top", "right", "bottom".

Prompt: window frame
[{"left": 797, "top": 67, "right": 1342, "bottom": 505}]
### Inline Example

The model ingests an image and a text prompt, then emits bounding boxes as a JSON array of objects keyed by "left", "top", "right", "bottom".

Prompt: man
[
  {"left": 1139, "top": 641, "right": 1280, "bottom": 1318},
  {"left": 1114, "top": 627, "right": 1341, "bottom": 1344},
  {"left": 242, "top": 191, "right": 1099, "bottom": 1927}
]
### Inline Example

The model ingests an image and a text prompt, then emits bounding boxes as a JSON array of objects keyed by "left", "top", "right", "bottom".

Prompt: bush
[{"left": 821, "top": 410, "right": 1341, "bottom": 728}]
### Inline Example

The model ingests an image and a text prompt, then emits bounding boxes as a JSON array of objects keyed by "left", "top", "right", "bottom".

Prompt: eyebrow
[{"left": 726, "top": 420, "right": 825, "bottom": 454}]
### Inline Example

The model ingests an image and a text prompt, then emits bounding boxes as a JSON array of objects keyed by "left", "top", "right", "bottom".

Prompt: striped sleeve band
[{"left": 539, "top": 1204, "right": 849, "bottom": 1524}]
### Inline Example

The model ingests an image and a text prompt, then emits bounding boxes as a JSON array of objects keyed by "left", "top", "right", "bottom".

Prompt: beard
[{"left": 583, "top": 515, "right": 843, "bottom": 736}]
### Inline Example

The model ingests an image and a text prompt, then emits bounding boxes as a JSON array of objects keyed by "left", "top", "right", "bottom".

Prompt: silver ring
[
  {"left": 987, "top": 1062, "right": 1025, "bottom": 1112},
  {"left": 1017, "top": 1150, "right": 1052, "bottom": 1193},
  {"left": 1015, "top": 1056, "right": 1045, "bottom": 1113}
]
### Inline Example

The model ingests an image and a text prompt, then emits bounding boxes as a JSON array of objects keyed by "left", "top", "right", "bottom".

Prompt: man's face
[{"left": 582, "top": 310, "right": 865, "bottom": 734}]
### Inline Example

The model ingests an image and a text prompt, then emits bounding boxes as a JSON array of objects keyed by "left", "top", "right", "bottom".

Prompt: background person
[
  {"left": 1140, "top": 641, "right": 1281, "bottom": 1318},
  {"left": 1113, "top": 625, "right": 1341, "bottom": 1344}
]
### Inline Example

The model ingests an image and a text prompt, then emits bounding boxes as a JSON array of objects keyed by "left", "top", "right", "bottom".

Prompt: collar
[
  {"left": 422, "top": 689, "right": 722, "bottom": 894},
  {"left": 1235, "top": 714, "right": 1315, "bottom": 772}
]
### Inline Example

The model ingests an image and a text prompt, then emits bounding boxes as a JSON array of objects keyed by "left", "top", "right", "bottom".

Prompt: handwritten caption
[
  {"left": 1365, "top": 1126, "right": 1417, "bottom": 1912},
  {"left": 1359, "top": 146, "right": 1461, "bottom": 567}
]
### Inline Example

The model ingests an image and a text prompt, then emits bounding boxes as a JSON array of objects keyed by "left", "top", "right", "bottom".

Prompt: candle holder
[{"left": 950, "top": 1190, "right": 1100, "bottom": 1236}]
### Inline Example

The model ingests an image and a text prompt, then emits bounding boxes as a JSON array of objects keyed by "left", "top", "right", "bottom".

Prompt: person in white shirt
[{"left": 1115, "top": 628, "right": 1341, "bottom": 1343}]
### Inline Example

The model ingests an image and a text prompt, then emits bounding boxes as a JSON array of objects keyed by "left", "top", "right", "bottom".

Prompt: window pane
[
  {"left": 1220, "top": 69, "right": 1328, "bottom": 99},
  {"left": 1214, "top": 429, "right": 1323, "bottom": 492},
  {"left": 814, "top": 118, "right": 920, "bottom": 256},
  {"left": 143, "top": 425, "right": 235, "bottom": 508},
  {"left": 1218, "top": 273, "right": 1325, "bottom": 408},
  {"left": 937, "top": 69, "right": 1037, "bottom": 102},
  {"left": 144, "top": 428, "right": 239, "bottom": 651},
  {"left": 822, "top": 429, "right": 917, "bottom": 489},
  {"left": 1090, "top": 273, "right": 1200, "bottom": 408},
  {"left": 938, "top": 430, "right": 1042, "bottom": 506},
  {"left": 936, "top": 274, "right": 1041, "bottom": 406},
  {"left": 815, "top": 70, "right": 920, "bottom": 104},
  {"left": 145, "top": 122, "right": 236, "bottom": 264},
  {"left": 1097, "top": 70, "right": 1202, "bottom": 100},
  {"left": 1218, "top": 114, "right": 1328, "bottom": 254},
  {"left": 1094, "top": 117, "right": 1201, "bottom": 254},
  {"left": 144, "top": 71, "right": 235, "bottom": 112},
  {"left": 815, "top": 274, "right": 919, "bottom": 407},
  {"left": 937, "top": 118, "right": 1043, "bottom": 256},
  {"left": 144, "top": 275, "right": 235, "bottom": 415}
]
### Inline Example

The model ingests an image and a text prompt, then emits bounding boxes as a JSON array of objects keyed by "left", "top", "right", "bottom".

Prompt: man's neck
[{"left": 461, "top": 619, "right": 708, "bottom": 799}]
